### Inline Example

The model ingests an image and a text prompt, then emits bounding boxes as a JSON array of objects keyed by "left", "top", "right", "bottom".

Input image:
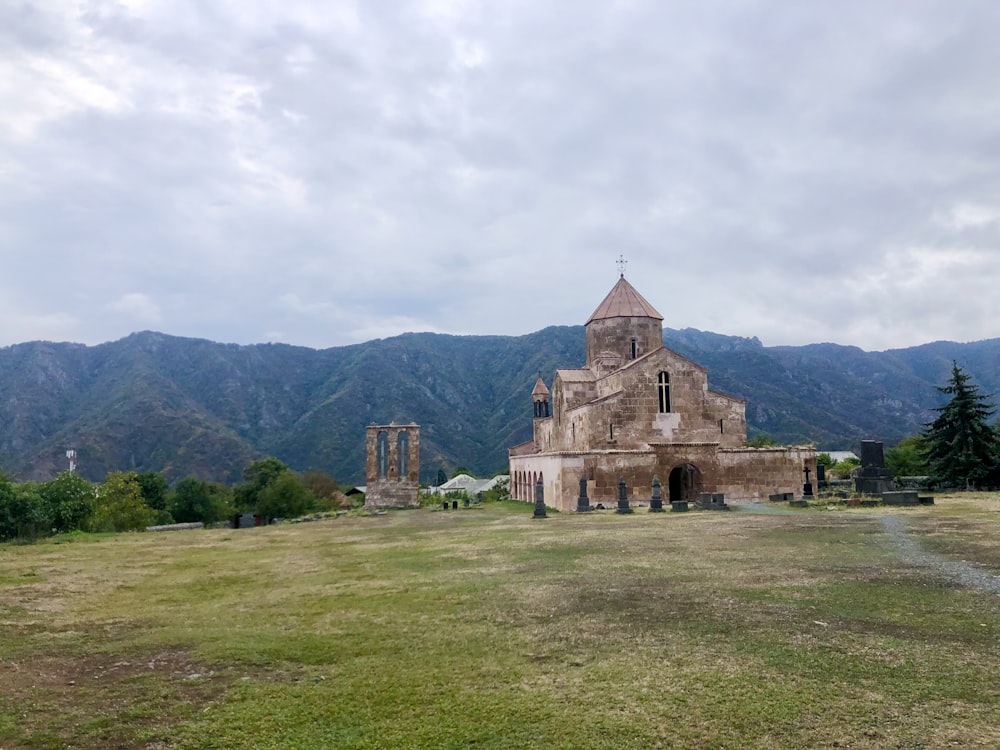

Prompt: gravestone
[
  {"left": 452, "top": 500, "right": 458, "bottom": 510},
  {"left": 616, "top": 476, "right": 633, "bottom": 514},
  {"left": 803, "top": 466, "right": 814, "bottom": 497},
  {"left": 698, "top": 493, "right": 728, "bottom": 510},
  {"left": 649, "top": 476, "right": 664, "bottom": 512},
  {"left": 576, "top": 475, "right": 593, "bottom": 512},
  {"left": 463, "top": 496, "right": 470, "bottom": 508},
  {"left": 533, "top": 477, "right": 547, "bottom": 518},
  {"left": 816, "top": 463, "right": 827, "bottom": 489},
  {"left": 881, "top": 490, "right": 919, "bottom": 506},
  {"left": 855, "top": 439, "right": 894, "bottom": 495},
  {"left": 441, "top": 501, "right": 448, "bottom": 511},
  {"left": 671, "top": 500, "right": 689, "bottom": 512},
  {"left": 769, "top": 492, "right": 793, "bottom": 503}
]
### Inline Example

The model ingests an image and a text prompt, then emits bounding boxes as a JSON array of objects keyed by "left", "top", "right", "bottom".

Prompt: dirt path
[{"left": 879, "top": 514, "right": 1000, "bottom": 595}]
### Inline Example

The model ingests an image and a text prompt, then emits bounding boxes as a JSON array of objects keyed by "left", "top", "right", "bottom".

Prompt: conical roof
[
  {"left": 585, "top": 276, "right": 663, "bottom": 324},
  {"left": 531, "top": 376, "right": 550, "bottom": 398}
]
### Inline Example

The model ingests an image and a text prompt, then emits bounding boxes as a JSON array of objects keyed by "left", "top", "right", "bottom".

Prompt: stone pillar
[
  {"left": 576, "top": 474, "right": 593, "bottom": 512},
  {"left": 533, "top": 477, "right": 547, "bottom": 518},
  {"left": 649, "top": 475, "right": 664, "bottom": 512},
  {"left": 616, "top": 476, "right": 633, "bottom": 514}
]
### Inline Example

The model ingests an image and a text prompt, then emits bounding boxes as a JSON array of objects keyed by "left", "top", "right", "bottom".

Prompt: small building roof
[
  {"left": 825, "top": 451, "right": 859, "bottom": 462},
  {"left": 556, "top": 368, "right": 596, "bottom": 383},
  {"left": 531, "top": 377, "right": 550, "bottom": 397},
  {"left": 431, "top": 474, "right": 509, "bottom": 495},
  {"left": 586, "top": 275, "right": 663, "bottom": 324}
]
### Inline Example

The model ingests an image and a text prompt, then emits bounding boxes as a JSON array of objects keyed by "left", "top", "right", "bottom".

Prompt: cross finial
[{"left": 616, "top": 254, "right": 627, "bottom": 277}]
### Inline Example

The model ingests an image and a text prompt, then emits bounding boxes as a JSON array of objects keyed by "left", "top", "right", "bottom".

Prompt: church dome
[{"left": 585, "top": 276, "right": 663, "bottom": 324}]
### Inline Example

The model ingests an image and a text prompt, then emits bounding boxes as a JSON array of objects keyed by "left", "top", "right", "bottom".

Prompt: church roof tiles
[{"left": 585, "top": 275, "right": 663, "bottom": 324}]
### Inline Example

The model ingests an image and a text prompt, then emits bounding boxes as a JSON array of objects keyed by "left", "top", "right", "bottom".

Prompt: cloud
[
  {"left": 2, "top": 0, "right": 1000, "bottom": 351},
  {"left": 109, "top": 292, "right": 162, "bottom": 323}
]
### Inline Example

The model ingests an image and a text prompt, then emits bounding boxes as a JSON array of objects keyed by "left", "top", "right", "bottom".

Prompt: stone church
[{"left": 508, "top": 273, "right": 816, "bottom": 511}]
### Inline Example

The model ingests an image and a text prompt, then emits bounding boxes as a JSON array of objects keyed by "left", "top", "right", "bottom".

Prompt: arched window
[
  {"left": 657, "top": 371, "right": 671, "bottom": 413},
  {"left": 397, "top": 431, "right": 409, "bottom": 478},
  {"left": 630, "top": 338, "right": 637, "bottom": 359},
  {"left": 377, "top": 431, "right": 389, "bottom": 478}
]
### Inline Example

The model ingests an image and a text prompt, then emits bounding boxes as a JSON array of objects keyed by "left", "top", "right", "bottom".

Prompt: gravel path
[{"left": 879, "top": 514, "right": 1000, "bottom": 595}]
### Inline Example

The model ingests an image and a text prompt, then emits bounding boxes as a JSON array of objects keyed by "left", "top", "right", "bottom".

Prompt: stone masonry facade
[
  {"left": 365, "top": 423, "right": 421, "bottom": 509},
  {"left": 509, "top": 275, "right": 816, "bottom": 511}
]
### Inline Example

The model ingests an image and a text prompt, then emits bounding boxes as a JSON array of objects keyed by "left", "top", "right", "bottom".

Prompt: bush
[
  {"left": 89, "top": 472, "right": 155, "bottom": 532},
  {"left": 168, "top": 477, "right": 232, "bottom": 524}
]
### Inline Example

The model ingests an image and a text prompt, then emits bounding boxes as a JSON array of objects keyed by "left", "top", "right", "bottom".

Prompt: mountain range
[{"left": 2, "top": 327, "right": 998, "bottom": 486}]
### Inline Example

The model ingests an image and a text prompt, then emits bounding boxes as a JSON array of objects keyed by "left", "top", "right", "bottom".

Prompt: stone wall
[
  {"left": 586, "top": 317, "right": 662, "bottom": 371},
  {"left": 364, "top": 423, "right": 421, "bottom": 509},
  {"left": 511, "top": 444, "right": 815, "bottom": 512}
]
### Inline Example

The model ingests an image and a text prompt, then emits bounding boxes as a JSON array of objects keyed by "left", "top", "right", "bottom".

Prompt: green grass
[{"left": 2, "top": 496, "right": 1000, "bottom": 748}]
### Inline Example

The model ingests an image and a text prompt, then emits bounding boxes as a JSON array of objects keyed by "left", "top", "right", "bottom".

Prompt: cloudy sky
[{"left": 2, "top": 0, "right": 999, "bottom": 352}]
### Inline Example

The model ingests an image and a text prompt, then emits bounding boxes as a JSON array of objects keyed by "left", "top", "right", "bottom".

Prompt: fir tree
[{"left": 923, "top": 362, "right": 1000, "bottom": 488}]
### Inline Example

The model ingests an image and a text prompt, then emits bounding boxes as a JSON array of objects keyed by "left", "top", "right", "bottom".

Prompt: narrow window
[
  {"left": 397, "top": 431, "right": 409, "bottom": 477},
  {"left": 630, "top": 338, "right": 637, "bottom": 359},
  {"left": 377, "top": 431, "right": 389, "bottom": 478},
  {"left": 657, "top": 371, "right": 671, "bottom": 413},
  {"left": 609, "top": 423, "right": 614, "bottom": 440},
  {"left": 719, "top": 419, "right": 724, "bottom": 434}
]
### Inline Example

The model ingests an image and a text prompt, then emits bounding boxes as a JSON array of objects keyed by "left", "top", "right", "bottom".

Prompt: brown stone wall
[
  {"left": 365, "top": 423, "right": 420, "bottom": 509},
  {"left": 510, "top": 444, "right": 815, "bottom": 511},
  {"left": 586, "top": 317, "right": 662, "bottom": 367}
]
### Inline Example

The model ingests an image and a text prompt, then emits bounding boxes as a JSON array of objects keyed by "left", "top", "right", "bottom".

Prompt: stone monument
[
  {"left": 854, "top": 439, "right": 894, "bottom": 496},
  {"left": 364, "top": 422, "right": 420, "bottom": 509}
]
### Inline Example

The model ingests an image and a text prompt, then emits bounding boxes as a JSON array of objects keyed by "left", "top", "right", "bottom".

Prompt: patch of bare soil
[{"left": 1, "top": 644, "right": 235, "bottom": 749}]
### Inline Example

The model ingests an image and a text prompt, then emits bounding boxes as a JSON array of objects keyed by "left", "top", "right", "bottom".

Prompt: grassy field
[{"left": 2, "top": 496, "right": 999, "bottom": 749}]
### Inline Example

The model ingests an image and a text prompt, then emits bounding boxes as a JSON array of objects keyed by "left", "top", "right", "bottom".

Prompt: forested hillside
[{"left": 2, "top": 327, "right": 997, "bottom": 485}]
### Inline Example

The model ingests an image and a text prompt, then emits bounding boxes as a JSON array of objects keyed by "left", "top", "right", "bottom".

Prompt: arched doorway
[{"left": 668, "top": 463, "right": 701, "bottom": 502}]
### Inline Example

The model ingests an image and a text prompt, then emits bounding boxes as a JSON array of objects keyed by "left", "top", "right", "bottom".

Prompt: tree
[
  {"left": 40, "top": 472, "right": 96, "bottom": 533},
  {"left": 234, "top": 457, "right": 292, "bottom": 510},
  {"left": 0, "top": 474, "right": 50, "bottom": 541},
  {"left": 747, "top": 433, "right": 777, "bottom": 448},
  {"left": 136, "top": 471, "right": 169, "bottom": 511},
  {"left": 436, "top": 468, "right": 448, "bottom": 486},
  {"left": 302, "top": 469, "right": 340, "bottom": 510},
  {"left": 256, "top": 471, "right": 314, "bottom": 520},
  {"left": 89, "top": 472, "right": 155, "bottom": 532},
  {"left": 885, "top": 435, "right": 930, "bottom": 478},
  {"left": 923, "top": 362, "right": 1000, "bottom": 488},
  {"left": 168, "top": 477, "right": 232, "bottom": 524}
]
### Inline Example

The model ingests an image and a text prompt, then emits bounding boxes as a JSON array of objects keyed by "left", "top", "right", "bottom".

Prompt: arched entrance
[{"left": 668, "top": 463, "right": 701, "bottom": 502}]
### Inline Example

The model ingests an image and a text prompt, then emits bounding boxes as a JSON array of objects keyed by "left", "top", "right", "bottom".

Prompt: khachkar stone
[
  {"left": 533, "top": 477, "right": 547, "bottom": 518},
  {"left": 364, "top": 423, "right": 421, "bottom": 509},
  {"left": 649, "top": 475, "right": 664, "bottom": 512},
  {"left": 616, "top": 476, "right": 633, "bottom": 514},
  {"left": 803, "top": 465, "right": 814, "bottom": 497},
  {"left": 576, "top": 475, "right": 593, "bottom": 512}
]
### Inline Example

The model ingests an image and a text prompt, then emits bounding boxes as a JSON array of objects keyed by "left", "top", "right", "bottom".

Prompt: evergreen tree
[{"left": 923, "top": 362, "right": 1000, "bottom": 488}]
